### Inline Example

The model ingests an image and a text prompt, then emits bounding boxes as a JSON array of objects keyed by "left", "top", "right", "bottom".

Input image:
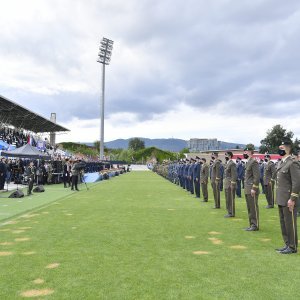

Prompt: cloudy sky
[{"left": 1, "top": 0, "right": 300, "bottom": 145}]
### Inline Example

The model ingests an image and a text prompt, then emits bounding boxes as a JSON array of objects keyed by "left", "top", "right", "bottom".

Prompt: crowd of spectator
[
  {"left": 0, "top": 126, "right": 29, "bottom": 149},
  {"left": 0, "top": 155, "right": 129, "bottom": 191}
]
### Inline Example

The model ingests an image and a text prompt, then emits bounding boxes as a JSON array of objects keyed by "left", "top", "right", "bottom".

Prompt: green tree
[
  {"left": 94, "top": 141, "right": 100, "bottom": 152},
  {"left": 245, "top": 143, "right": 255, "bottom": 150},
  {"left": 293, "top": 138, "right": 300, "bottom": 154},
  {"left": 128, "top": 138, "right": 145, "bottom": 151},
  {"left": 259, "top": 124, "right": 294, "bottom": 154}
]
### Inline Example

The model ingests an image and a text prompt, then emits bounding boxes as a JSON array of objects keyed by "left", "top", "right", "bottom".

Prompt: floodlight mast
[{"left": 97, "top": 37, "right": 114, "bottom": 160}]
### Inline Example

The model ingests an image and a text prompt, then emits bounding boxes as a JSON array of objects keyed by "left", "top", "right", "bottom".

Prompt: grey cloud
[{"left": 1, "top": 0, "right": 300, "bottom": 123}]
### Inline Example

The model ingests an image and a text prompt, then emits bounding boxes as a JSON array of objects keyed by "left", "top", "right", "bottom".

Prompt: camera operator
[
  {"left": 26, "top": 161, "right": 36, "bottom": 196},
  {"left": 71, "top": 159, "right": 79, "bottom": 191}
]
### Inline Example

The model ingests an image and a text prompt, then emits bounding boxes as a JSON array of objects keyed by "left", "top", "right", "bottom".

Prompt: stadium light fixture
[{"left": 97, "top": 37, "right": 114, "bottom": 160}]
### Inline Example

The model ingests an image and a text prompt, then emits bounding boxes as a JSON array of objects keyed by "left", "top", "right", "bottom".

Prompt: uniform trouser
[
  {"left": 0, "top": 174, "right": 5, "bottom": 190},
  {"left": 179, "top": 176, "right": 183, "bottom": 187},
  {"left": 278, "top": 205, "right": 298, "bottom": 250},
  {"left": 245, "top": 194, "right": 259, "bottom": 229},
  {"left": 236, "top": 179, "right": 242, "bottom": 197},
  {"left": 225, "top": 186, "right": 236, "bottom": 216},
  {"left": 220, "top": 179, "right": 224, "bottom": 191},
  {"left": 182, "top": 176, "right": 186, "bottom": 189},
  {"left": 190, "top": 178, "right": 194, "bottom": 194},
  {"left": 71, "top": 175, "right": 78, "bottom": 190},
  {"left": 201, "top": 182, "right": 208, "bottom": 201},
  {"left": 185, "top": 177, "right": 190, "bottom": 191},
  {"left": 28, "top": 178, "right": 34, "bottom": 194},
  {"left": 194, "top": 180, "right": 200, "bottom": 197},
  {"left": 264, "top": 183, "right": 274, "bottom": 206},
  {"left": 63, "top": 174, "right": 70, "bottom": 187},
  {"left": 260, "top": 179, "right": 265, "bottom": 193},
  {"left": 42, "top": 174, "right": 47, "bottom": 185},
  {"left": 211, "top": 181, "right": 220, "bottom": 208}
]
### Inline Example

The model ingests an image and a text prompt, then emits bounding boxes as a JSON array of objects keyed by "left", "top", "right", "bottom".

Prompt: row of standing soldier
[{"left": 154, "top": 141, "right": 300, "bottom": 255}]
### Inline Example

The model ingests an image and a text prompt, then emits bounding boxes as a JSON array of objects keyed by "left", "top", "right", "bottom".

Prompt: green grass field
[{"left": 0, "top": 172, "right": 299, "bottom": 299}]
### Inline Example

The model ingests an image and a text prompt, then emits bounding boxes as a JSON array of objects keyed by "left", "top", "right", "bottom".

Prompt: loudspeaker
[
  {"left": 33, "top": 185, "right": 45, "bottom": 193},
  {"left": 8, "top": 190, "right": 24, "bottom": 198}
]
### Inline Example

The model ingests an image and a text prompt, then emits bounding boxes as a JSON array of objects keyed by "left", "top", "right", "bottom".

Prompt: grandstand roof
[{"left": 0, "top": 95, "right": 69, "bottom": 133}]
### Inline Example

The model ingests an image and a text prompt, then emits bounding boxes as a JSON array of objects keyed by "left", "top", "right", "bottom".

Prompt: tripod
[{"left": 80, "top": 173, "right": 89, "bottom": 191}]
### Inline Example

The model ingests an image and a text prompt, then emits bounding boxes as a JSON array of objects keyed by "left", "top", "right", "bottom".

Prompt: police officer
[
  {"left": 200, "top": 158, "right": 209, "bottom": 202},
  {"left": 26, "top": 161, "right": 35, "bottom": 196},
  {"left": 219, "top": 160, "right": 224, "bottom": 192},
  {"left": 224, "top": 152, "right": 237, "bottom": 217},
  {"left": 211, "top": 152, "right": 221, "bottom": 208},
  {"left": 259, "top": 159, "right": 265, "bottom": 194},
  {"left": 236, "top": 157, "right": 243, "bottom": 198},
  {"left": 193, "top": 157, "right": 201, "bottom": 198},
  {"left": 263, "top": 154, "right": 276, "bottom": 208},
  {"left": 188, "top": 159, "right": 195, "bottom": 195},
  {"left": 275, "top": 140, "right": 300, "bottom": 254},
  {"left": 243, "top": 147, "right": 260, "bottom": 231}
]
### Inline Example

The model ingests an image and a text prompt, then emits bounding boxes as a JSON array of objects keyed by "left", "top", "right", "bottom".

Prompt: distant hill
[
  {"left": 218, "top": 141, "right": 247, "bottom": 150},
  {"left": 104, "top": 138, "right": 188, "bottom": 152},
  {"left": 82, "top": 138, "right": 249, "bottom": 152}
]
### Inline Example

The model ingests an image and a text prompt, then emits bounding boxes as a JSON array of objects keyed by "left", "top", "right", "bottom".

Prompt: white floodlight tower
[{"left": 97, "top": 37, "right": 114, "bottom": 160}]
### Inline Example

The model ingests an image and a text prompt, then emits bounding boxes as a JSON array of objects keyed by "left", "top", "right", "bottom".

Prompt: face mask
[
  {"left": 225, "top": 157, "right": 229, "bottom": 161},
  {"left": 243, "top": 154, "right": 249, "bottom": 159},
  {"left": 211, "top": 156, "right": 215, "bottom": 160},
  {"left": 278, "top": 149, "right": 286, "bottom": 156},
  {"left": 236, "top": 160, "right": 240, "bottom": 164},
  {"left": 264, "top": 159, "right": 268, "bottom": 162}
]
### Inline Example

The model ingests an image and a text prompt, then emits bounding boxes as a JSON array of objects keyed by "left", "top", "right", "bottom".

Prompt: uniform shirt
[
  {"left": 224, "top": 160, "right": 237, "bottom": 189},
  {"left": 193, "top": 163, "right": 201, "bottom": 180},
  {"left": 276, "top": 156, "right": 300, "bottom": 205},
  {"left": 263, "top": 160, "right": 276, "bottom": 185},
  {"left": 211, "top": 159, "right": 221, "bottom": 181},
  {"left": 201, "top": 163, "right": 209, "bottom": 183},
  {"left": 244, "top": 157, "right": 260, "bottom": 195}
]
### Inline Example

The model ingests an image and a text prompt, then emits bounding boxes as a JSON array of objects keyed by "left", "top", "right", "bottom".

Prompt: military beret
[
  {"left": 264, "top": 154, "right": 271, "bottom": 158},
  {"left": 244, "top": 147, "right": 254, "bottom": 151},
  {"left": 281, "top": 139, "right": 292, "bottom": 146},
  {"left": 212, "top": 152, "right": 218, "bottom": 156},
  {"left": 225, "top": 151, "right": 233, "bottom": 157},
  {"left": 195, "top": 156, "right": 200, "bottom": 159}
]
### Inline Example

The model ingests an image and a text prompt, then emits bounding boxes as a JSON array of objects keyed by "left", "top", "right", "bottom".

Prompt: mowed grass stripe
[{"left": 0, "top": 171, "right": 298, "bottom": 299}]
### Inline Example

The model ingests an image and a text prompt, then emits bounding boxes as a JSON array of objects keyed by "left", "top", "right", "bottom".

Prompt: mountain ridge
[{"left": 84, "top": 138, "right": 248, "bottom": 152}]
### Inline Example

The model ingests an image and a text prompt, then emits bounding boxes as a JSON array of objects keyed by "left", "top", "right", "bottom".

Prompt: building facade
[{"left": 188, "top": 138, "right": 219, "bottom": 152}]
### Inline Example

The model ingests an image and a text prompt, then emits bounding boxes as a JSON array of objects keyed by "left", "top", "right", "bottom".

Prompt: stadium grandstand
[
  {"left": 0, "top": 95, "right": 128, "bottom": 192},
  {"left": 0, "top": 94, "right": 69, "bottom": 133}
]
